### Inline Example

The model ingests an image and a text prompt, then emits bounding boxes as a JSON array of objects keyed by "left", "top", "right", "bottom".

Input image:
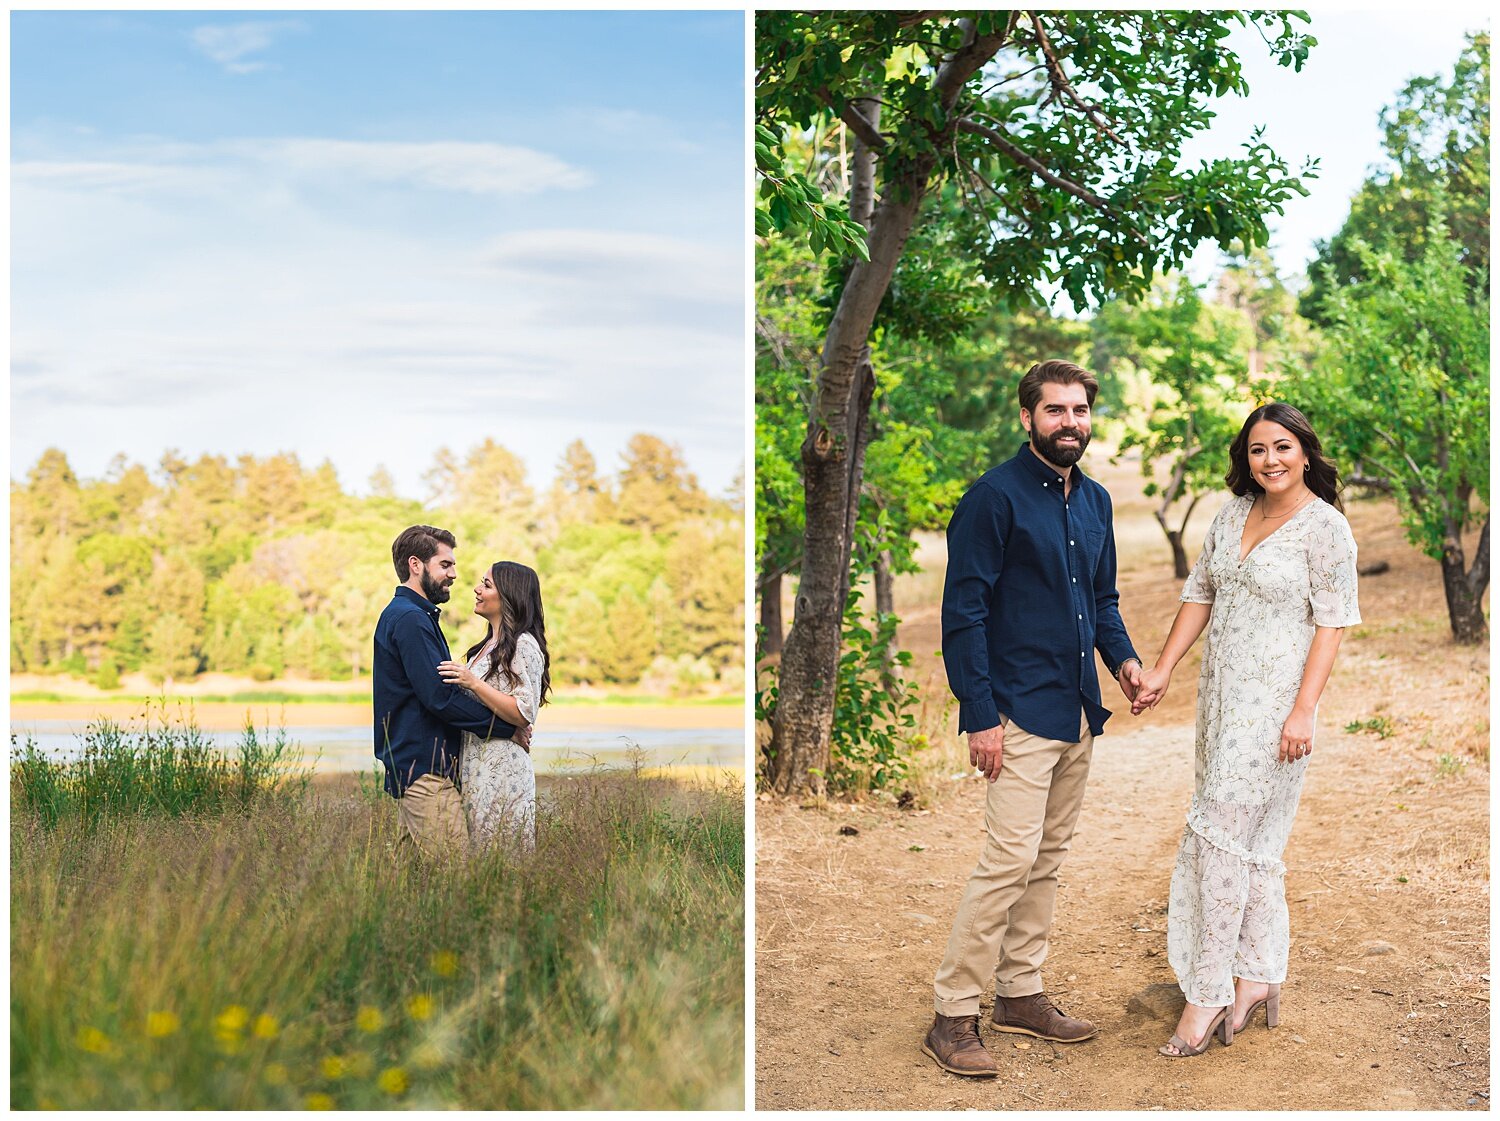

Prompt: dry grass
[{"left": 11, "top": 769, "right": 744, "bottom": 1109}]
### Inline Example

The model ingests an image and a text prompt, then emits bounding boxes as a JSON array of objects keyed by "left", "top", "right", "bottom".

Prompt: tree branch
[
  {"left": 934, "top": 16, "right": 1016, "bottom": 110},
  {"left": 1029, "top": 12, "right": 1126, "bottom": 145},
  {"left": 955, "top": 117, "right": 1111, "bottom": 210}
]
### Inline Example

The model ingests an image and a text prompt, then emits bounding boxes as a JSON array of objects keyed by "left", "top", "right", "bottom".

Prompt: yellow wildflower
[
  {"left": 145, "top": 1011, "right": 180, "bottom": 1038},
  {"left": 406, "top": 994, "right": 435, "bottom": 1021},
  {"left": 263, "top": 1062, "right": 290, "bottom": 1086},
  {"left": 214, "top": 1005, "right": 250, "bottom": 1034},
  {"left": 377, "top": 1067, "right": 409, "bottom": 1096},
  {"left": 355, "top": 1005, "right": 385, "bottom": 1033},
  {"left": 320, "top": 1055, "right": 346, "bottom": 1080},
  {"left": 304, "top": 1092, "right": 336, "bottom": 1110},
  {"left": 75, "top": 1026, "right": 113, "bottom": 1055},
  {"left": 430, "top": 950, "right": 459, "bottom": 977},
  {"left": 252, "top": 1013, "right": 279, "bottom": 1040}
]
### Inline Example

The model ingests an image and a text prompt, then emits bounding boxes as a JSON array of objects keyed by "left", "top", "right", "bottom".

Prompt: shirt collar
[
  {"left": 1012, "top": 442, "right": 1089, "bottom": 489},
  {"left": 395, "top": 585, "right": 440, "bottom": 618}
]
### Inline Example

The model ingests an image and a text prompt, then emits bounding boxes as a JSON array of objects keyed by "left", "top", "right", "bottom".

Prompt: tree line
[
  {"left": 11, "top": 435, "right": 744, "bottom": 696},
  {"left": 756, "top": 14, "right": 1488, "bottom": 795}
]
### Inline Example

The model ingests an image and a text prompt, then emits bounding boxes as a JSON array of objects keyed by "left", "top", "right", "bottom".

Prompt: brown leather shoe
[
  {"left": 922, "top": 1013, "right": 999, "bottom": 1077},
  {"left": 992, "top": 992, "right": 1098, "bottom": 1042}
]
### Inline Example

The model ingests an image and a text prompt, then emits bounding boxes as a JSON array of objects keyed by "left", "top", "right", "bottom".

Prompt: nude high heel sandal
[
  {"left": 1158, "top": 1005, "right": 1234, "bottom": 1058},
  {"left": 1235, "top": 983, "right": 1281, "bottom": 1032}
]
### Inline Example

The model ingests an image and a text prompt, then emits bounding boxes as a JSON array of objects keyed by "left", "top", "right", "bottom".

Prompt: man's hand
[
  {"left": 513, "top": 724, "right": 534, "bottom": 752},
  {"left": 1117, "top": 659, "right": 1143, "bottom": 704},
  {"left": 968, "top": 723, "right": 1006, "bottom": 782},
  {"left": 1131, "top": 664, "right": 1171, "bottom": 715}
]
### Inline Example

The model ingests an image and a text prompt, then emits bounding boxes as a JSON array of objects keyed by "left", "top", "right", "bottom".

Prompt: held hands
[
  {"left": 1117, "top": 659, "right": 1143, "bottom": 704},
  {"left": 1130, "top": 664, "right": 1171, "bottom": 715},
  {"left": 436, "top": 660, "right": 476, "bottom": 691},
  {"left": 968, "top": 723, "right": 1005, "bottom": 783},
  {"left": 1278, "top": 707, "right": 1314, "bottom": 764}
]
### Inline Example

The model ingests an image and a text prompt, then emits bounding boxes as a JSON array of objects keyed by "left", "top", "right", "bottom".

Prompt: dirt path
[{"left": 754, "top": 478, "right": 1489, "bottom": 1110}]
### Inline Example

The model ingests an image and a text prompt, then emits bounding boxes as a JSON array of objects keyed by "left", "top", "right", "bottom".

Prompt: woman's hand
[
  {"left": 437, "top": 660, "right": 477, "bottom": 691},
  {"left": 1279, "top": 707, "right": 1315, "bottom": 764},
  {"left": 1131, "top": 664, "right": 1172, "bottom": 715}
]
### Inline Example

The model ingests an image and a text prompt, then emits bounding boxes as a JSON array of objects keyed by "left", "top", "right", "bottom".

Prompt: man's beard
[
  {"left": 420, "top": 568, "right": 451, "bottom": 604},
  {"left": 1032, "top": 426, "right": 1090, "bottom": 468}
]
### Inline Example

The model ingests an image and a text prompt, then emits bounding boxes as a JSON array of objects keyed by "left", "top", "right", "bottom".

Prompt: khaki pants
[
  {"left": 395, "top": 773, "right": 468, "bottom": 860},
  {"left": 934, "top": 712, "right": 1094, "bottom": 1016}
]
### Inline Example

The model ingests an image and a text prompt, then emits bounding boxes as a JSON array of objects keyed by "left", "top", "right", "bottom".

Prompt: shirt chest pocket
[{"left": 1081, "top": 527, "right": 1106, "bottom": 575}]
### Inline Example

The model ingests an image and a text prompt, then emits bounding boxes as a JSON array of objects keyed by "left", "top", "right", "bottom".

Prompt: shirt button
[
  {"left": 1078, "top": 614, "right": 1083, "bottom": 620},
  {"left": 1070, "top": 539, "right": 1075, "bottom": 546},
  {"left": 1072, "top": 577, "right": 1077, "bottom": 583}
]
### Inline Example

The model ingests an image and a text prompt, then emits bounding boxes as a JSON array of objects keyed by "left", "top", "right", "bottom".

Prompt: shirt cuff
[{"left": 958, "top": 697, "right": 1001, "bottom": 735}]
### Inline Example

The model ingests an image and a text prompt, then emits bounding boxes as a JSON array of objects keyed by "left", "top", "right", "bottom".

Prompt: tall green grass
[
  {"left": 11, "top": 725, "right": 745, "bottom": 1108},
  {"left": 11, "top": 703, "right": 308, "bottom": 829}
]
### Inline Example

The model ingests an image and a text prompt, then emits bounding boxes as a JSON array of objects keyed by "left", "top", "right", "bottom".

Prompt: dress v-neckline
[{"left": 1236, "top": 493, "right": 1318, "bottom": 565}]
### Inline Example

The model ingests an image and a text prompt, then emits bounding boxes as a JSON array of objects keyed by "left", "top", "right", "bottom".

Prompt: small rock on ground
[{"left": 1126, "top": 983, "right": 1184, "bottom": 1022}]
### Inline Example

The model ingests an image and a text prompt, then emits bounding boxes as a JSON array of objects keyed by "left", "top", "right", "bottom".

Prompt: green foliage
[
  {"left": 11, "top": 437, "right": 743, "bottom": 693},
  {"left": 1096, "top": 274, "right": 1250, "bottom": 562},
  {"left": 10, "top": 773, "right": 744, "bottom": 1109},
  {"left": 757, "top": 9, "right": 1317, "bottom": 311},
  {"left": 754, "top": 123, "right": 870, "bottom": 260},
  {"left": 1344, "top": 716, "right": 1395, "bottom": 740},
  {"left": 10, "top": 704, "right": 308, "bottom": 830},
  {"left": 1290, "top": 219, "right": 1488, "bottom": 562},
  {"left": 757, "top": 591, "right": 923, "bottom": 793},
  {"left": 829, "top": 595, "right": 923, "bottom": 793},
  {"left": 1301, "top": 32, "right": 1489, "bottom": 323}
]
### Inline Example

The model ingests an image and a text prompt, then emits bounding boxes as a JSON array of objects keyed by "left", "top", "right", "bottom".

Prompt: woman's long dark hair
[
  {"left": 464, "top": 560, "right": 551, "bottom": 707},
  {"left": 1226, "top": 402, "right": 1343, "bottom": 512}
]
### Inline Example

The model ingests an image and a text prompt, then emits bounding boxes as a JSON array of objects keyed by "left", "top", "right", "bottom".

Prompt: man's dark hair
[
  {"left": 1017, "top": 359, "right": 1099, "bottom": 414},
  {"left": 391, "top": 525, "right": 457, "bottom": 581}
]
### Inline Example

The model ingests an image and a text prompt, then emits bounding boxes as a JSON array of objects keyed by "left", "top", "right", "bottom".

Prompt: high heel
[
  {"left": 1234, "top": 983, "right": 1282, "bottom": 1032},
  {"left": 1158, "top": 1004, "right": 1233, "bottom": 1058}
]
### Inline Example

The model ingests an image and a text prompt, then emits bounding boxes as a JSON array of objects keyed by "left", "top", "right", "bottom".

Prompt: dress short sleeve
[
  {"left": 1307, "top": 508, "right": 1362, "bottom": 628},
  {"left": 509, "top": 634, "right": 544, "bottom": 725},
  {"left": 1180, "top": 504, "right": 1224, "bottom": 605}
]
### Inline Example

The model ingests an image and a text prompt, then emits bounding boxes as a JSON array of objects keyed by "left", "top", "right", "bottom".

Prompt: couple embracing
[
  {"left": 923, "top": 361, "right": 1361, "bottom": 1073},
  {"left": 372, "top": 525, "right": 551, "bottom": 858}
]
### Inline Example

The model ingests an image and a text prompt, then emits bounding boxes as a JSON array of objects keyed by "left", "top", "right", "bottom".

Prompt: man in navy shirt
[
  {"left": 923, "top": 361, "right": 1144, "bottom": 1077},
  {"left": 373, "top": 524, "right": 526, "bottom": 858}
]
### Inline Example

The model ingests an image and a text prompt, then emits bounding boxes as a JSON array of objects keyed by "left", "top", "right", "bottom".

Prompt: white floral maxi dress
[
  {"left": 1167, "top": 494, "right": 1361, "bottom": 1007},
  {"left": 459, "top": 632, "right": 543, "bottom": 853}
]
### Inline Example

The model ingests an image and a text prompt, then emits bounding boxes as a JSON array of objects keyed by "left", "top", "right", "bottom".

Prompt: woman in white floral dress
[
  {"left": 437, "top": 561, "right": 551, "bottom": 853},
  {"left": 1132, "top": 403, "right": 1361, "bottom": 1057}
]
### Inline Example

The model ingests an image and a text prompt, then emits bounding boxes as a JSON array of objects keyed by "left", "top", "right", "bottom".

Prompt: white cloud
[
  {"left": 256, "top": 139, "right": 594, "bottom": 195},
  {"left": 189, "top": 20, "right": 304, "bottom": 74},
  {"left": 12, "top": 138, "right": 592, "bottom": 200}
]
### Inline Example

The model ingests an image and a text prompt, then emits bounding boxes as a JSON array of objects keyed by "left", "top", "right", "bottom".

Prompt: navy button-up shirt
[
  {"left": 373, "top": 586, "right": 516, "bottom": 798},
  {"left": 941, "top": 444, "right": 1139, "bottom": 742}
]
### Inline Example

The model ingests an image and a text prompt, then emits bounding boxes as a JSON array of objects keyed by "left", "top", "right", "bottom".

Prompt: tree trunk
[
  {"left": 874, "top": 549, "right": 894, "bottom": 618},
  {"left": 1168, "top": 531, "right": 1189, "bottom": 580},
  {"left": 759, "top": 568, "right": 784, "bottom": 657},
  {"left": 766, "top": 23, "right": 1010, "bottom": 796},
  {"left": 1441, "top": 515, "right": 1489, "bottom": 644}
]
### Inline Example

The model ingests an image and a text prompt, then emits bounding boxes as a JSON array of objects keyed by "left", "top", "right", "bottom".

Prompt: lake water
[{"left": 10, "top": 720, "right": 744, "bottom": 776}]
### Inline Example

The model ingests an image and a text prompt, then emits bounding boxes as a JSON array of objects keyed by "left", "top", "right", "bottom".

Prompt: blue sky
[
  {"left": 11, "top": 11, "right": 746, "bottom": 498},
  {"left": 1178, "top": 8, "right": 1489, "bottom": 282}
]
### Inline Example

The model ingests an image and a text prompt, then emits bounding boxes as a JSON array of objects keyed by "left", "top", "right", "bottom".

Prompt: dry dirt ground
[{"left": 754, "top": 459, "right": 1489, "bottom": 1111}]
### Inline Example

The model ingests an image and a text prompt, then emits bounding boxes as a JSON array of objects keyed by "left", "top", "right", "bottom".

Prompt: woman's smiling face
[
  {"left": 473, "top": 569, "right": 502, "bottom": 620},
  {"left": 1247, "top": 420, "right": 1308, "bottom": 496}
]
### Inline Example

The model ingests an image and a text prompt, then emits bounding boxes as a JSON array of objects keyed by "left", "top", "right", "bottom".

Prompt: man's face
[
  {"left": 1021, "top": 381, "right": 1092, "bottom": 468},
  {"left": 414, "top": 544, "right": 457, "bottom": 604}
]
